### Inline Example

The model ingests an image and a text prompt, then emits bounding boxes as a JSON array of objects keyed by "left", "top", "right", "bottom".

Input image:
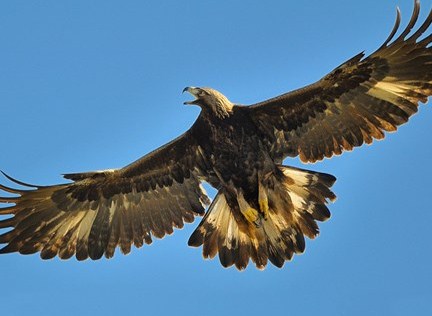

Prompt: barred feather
[
  {"left": 189, "top": 166, "right": 336, "bottom": 270},
  {"left": 0, "top": 130, "right": 210, "bottom": 260},
  {"left": 250, "top": 0, "right": 432, "bottom": 163}
]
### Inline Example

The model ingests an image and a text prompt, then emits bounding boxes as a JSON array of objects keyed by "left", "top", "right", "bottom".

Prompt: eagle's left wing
[
  {"left": 248, "top": 2, "right": 432, "bottom": 163},
  {"left": 0, "top": 129, "right": 212, "bottom": 260}
]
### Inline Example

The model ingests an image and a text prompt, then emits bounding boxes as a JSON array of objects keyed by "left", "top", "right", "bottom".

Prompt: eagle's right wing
[{"left": 0, "top": 128, "right": 212, "bottom": 260}]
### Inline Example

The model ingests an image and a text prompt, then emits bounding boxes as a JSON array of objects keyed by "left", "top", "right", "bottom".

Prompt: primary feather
[{"left": 1, "top": 0, "right": 430, "bottom": 269}]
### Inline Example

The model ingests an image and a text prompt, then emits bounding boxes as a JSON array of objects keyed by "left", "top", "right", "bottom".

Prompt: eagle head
[{"left": 183, "top": 86, "right": 233, "bottom": 119}]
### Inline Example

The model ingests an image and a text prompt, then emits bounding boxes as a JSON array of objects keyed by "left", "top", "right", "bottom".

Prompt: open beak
[{"left": 183, "top": 86, "right": 200, "bottom": 105}]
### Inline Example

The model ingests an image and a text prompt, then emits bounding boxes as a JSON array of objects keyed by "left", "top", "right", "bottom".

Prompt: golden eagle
[{"left": 1, "top": 1, "right": 431, "bottom": 270}]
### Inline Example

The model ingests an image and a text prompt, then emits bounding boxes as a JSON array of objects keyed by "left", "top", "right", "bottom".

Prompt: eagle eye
[{"left": 199, "top": 89, "right": 210, "bottom": 97}]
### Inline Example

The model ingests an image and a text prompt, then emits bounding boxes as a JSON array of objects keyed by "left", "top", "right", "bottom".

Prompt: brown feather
[
  {"left": 0, "top": 130, "right": 210, "bottom": 260},
  {"left": 249, "top": 1, "right": 431, "bottom": 162}
]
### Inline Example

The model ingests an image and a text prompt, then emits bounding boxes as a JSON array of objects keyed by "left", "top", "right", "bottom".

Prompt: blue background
[{"left": 1, "top": 1, "right": 431, "bottom": 315}]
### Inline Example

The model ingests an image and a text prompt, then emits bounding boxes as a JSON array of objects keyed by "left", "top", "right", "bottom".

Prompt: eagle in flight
[{"left": 0, "top": 1, "right": 431, "bottom": 270}]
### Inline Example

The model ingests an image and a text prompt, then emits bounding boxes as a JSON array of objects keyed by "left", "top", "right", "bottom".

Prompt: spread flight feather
[{"left": 1, "top": 0, "right": 430, "bottom": 269}]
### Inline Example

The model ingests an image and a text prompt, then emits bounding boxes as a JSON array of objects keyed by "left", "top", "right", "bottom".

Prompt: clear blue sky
[{"left": 1, "top": 1, "right": 431, "bottom": 315}]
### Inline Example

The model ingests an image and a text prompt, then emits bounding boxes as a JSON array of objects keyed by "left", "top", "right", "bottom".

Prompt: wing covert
[
  {"left": 248, "top": 1, "right": 432, "bottom": 163},
  {"left": 0, "top": 129, "right": 213, "bottom": 260}
]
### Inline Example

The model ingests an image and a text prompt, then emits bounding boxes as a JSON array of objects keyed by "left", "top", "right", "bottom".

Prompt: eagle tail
[
  {"left": 188, "top": 166, "right": 336, "bottom": 270},
  {"left": 260, "top": 165, "right": 337, "bottom": 267},
  {"left": 188, "top": 192, "right": 252, "bottom": 269}
]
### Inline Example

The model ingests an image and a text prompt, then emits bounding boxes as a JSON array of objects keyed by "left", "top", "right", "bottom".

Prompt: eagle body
[
  {"left": 196, "top": 107, "right": 269, "bottom": 192},
  {"left": 1, "top": 0, "right": 431, "bottom": 270},
  {"left": 182, "top": 98, "right": 336, "bottom": 268}
]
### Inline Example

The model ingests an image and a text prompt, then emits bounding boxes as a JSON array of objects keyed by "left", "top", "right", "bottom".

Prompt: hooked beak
[{"left": 183, "top": 86, "right": 200, "bottom": 105}]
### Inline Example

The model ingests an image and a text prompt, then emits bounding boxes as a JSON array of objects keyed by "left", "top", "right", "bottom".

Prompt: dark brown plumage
[{"left": 0, "top": 0, "right": 431, "bottom": 270}]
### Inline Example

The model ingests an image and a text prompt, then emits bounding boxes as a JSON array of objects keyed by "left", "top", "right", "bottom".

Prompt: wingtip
[
  {"left": 396, "top": 6, "right": 401, "bottom": 14},
  {"left": 0, "top": 171, "right": 43, "bottom": 188}
]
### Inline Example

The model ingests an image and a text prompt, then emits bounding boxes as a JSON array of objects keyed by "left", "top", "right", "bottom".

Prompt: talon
[
  {"left": 258, "top": 181, "right": 269, "bottom": 220},
  {"left": 242, "top": 207, "right": 259, "bottom": 223},
  {"left": 259, "top": 198, "right": 269, "bottom": 220}
]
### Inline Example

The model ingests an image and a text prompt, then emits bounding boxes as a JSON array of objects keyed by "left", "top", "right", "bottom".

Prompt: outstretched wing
[
  {"left": 248, "top": 1, "right": 432, "bottom": 163},
  {"left": 0, "top": 129, "right": 212, "bottom": 260}
]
